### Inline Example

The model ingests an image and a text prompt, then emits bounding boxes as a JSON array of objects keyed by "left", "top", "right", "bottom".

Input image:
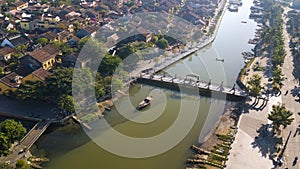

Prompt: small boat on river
[
  {"left": 216, "top": 58, "right": 225, "bottom": 62},
  {"left": 137, "top": 96, "right": 153, "bottom": 110}
]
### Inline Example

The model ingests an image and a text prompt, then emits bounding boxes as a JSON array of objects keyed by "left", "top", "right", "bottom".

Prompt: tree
[
  {"left": 95, "top": 73, "right": 105, "bottom": 99},
  {"left": 15, "top": 160, "right": 30, "bottom": 169},
  {"left": 272, "top": 66, "right": 284, "bottom": 87},
  {"left": 16, "top": 81, "right": 45, "bottom": 101},
  {"left": 156, "top": 38, "right": 169, "bottom": 49},
  {"left": 98, "top": 54, "right": 122, "bottom": 76},
  {"left": 0, "top": 67, "right": 4, "bottom": 77},
  {"left": 118, "top": 44, "right": 137, "bottom": 59},
  {"left": 0, "top": 119, "right": 26, "bottom": 143},
  {"left": 111, "top": 78, "right": 125, "bottom": 93},
  {"left": 36, "top": 38, "right": 48, "bottom": 46},
  {"left": 268, "top": 104, "right": 294, "bottom": 134},
  {"left": 45, "top": 67, "right": 73, "bottom": 98},
  {"left": 57, "top": 94, "right": 75, "bottom": 113},
  {"left": 15, "top": 44, "right": 28, "bottom": 54},
  {"left": 247, "top": 74, "right": 263, "bottom": 97},
  {"left": 0, "top": 132, "right": 10, "bottom": 156}
]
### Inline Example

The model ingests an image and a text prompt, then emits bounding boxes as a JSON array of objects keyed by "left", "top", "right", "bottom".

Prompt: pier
[{"left": 137, "top": 73, "right": 247, "bottom": 101}]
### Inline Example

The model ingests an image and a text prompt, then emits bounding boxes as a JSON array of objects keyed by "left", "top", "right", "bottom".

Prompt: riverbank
[{"left": 186, "top": 101, "right": 241, "bottom": 169}]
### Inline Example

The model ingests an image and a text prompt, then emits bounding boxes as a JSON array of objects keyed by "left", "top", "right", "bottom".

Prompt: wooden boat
[
  {"left": 216, "top": 58, "right": 225, "bottom": 62},
  {"left": 137, "top": 96, "right": 153, "bottom": 110}
]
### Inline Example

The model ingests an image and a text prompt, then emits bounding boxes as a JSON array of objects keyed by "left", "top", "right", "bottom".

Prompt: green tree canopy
[
  {"left": 16, "top": 81, "right": 45, "bottom": 101},
  {"left": 57, "top": 94, "right": 75, "bottom": 113},
  {"left": 0, "top": 119, "right": 26, "bottom": 143},
  {"left": 0, "top": 132, "right": 10, "bottom": 156},
  {"left": 98, "top": 54, "right": 122, "bottom": 76},
  {"left": 45, "top": 67, "right": 73, "bottom": 98},
  {"left": 15, "top": 160, "right": 30, "bottom": 169},
  {"left": 247, "top": 74, "right": 263, "bottom": 97},
  {"left": 156, "top": 38, "right": 169, "bottom": 49},
  {"left": 118, "top": 44, "right": 137, "bottom": 59},
  {"left": 0, "top": 67, "right": 4, "bottom": 77},
  {"left": 268, "top": 104, "right": 294, "bottom": 134},
  {"left": 36, "top": 38, "right": 48, "bottom": 46}
]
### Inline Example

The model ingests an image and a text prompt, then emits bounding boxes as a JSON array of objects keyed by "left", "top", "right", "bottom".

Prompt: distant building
[
  {"left": 1, "top": 35, "right": 30, "bottom": 48},
  {"left": 20, "top": 19, "right": 36, "bottom": 31}
]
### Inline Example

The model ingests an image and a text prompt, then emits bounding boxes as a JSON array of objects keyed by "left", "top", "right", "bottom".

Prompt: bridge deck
[
  {"left": 20, "top": 120, "right": 51, "bottom": 149},
  {"left": 139, "top": 73, "right": 247, "bottom": 97},
  {"left": 3, "top": 120, "right": 51, "bottom": 164}
]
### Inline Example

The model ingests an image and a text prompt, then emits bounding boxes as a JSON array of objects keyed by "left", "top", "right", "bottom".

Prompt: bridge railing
[
  {"left": 19, "top": 120, "right": 41, "bottom": 144},
  {"left": 26, "top": 121, "right": 51, "bottom": 149}
]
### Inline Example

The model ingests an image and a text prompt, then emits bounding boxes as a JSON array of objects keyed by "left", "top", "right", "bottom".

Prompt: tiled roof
[
  {"left": 0, "top": 46, "right": 16, "bottom": 56},
  {"left": 0, "top": 72, "right": 22, "bottom": 88},
  {"left": 9, "top": 35, "right": 29, "bottom": 47},
  {"left": 41, "top": 31, "right": 58, "bottom": 41},
  {"left": 29, "top": 44, "right": 59, "bottom": 63},
  {"left": 32, "top": 68, "right": 51, "bottom": 81}
]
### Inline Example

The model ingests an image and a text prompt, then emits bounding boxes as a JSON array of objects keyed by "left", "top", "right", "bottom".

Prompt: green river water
[{"left": 35, "top": 0, "right": 257, "bottom": 168}]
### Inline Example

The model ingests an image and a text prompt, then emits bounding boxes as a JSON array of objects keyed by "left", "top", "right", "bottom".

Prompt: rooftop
[
  {"left": 0, "top": 46, "right": 16, "bottom": 56},
  {"left": 32, "top": 68, "right": 51, "bottom": 81},
  {"left": 0, "top": 72, "right": 23, "bottom": 88},
  {"left": 29, "top": 44, "right": 59, "bottom": 63}
]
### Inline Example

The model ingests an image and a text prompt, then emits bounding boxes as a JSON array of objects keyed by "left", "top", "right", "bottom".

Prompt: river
[{"left": 34, "top": 0, "right": 257, "bottom": 168}]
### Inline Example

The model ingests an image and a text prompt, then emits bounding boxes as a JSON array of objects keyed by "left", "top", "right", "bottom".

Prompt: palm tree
[
  {"left": 247, "top": 74, "right": 264, "bottom": 97},
  {"left": 268, "top": 104, "right": 294, "bottom": 135}
]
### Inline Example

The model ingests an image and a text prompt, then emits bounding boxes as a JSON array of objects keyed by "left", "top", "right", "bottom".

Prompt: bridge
[
  {"left": 137, "top": 72, "right": 248, "bottom": 101},
  {"left": 3, "top": 120, "right": 51, "bottom": 164}
]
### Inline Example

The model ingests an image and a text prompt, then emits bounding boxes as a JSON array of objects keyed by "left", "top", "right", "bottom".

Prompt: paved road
[{"left": 279, "top": 7, "right": 300, "bottom": 169}]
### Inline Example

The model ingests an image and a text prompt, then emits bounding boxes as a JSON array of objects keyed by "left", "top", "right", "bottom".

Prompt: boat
[
  {"left": 241, "top": 21, "right": 247, "bottom": 23},
  {"left": 137, "top": 96, "right": 153, "bottom": 110},
  {"left": 216, "top": 58, "right": 225, "bottom": 62}
]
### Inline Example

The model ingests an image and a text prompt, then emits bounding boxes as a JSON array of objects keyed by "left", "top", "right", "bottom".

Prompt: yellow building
[
  {"left": 20, "top": 19, "right": 36, "bottom": 31},
  {"left": 28, "top": 44, "right": 60, "bottom": 70},
  {"left": 22, "top": 68, "right": 51, "bottom": 83},
  {"left": 0, "top": 72, "right": 22, "bottom": 95}
]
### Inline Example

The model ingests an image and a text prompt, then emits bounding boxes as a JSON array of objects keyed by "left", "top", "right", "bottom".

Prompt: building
[
  {"left": 20, "top": 19, "right": 36, "bottom": 31},
  {"left": 22, "top": 67, "right": 51, "bottom": 82},
  {"left": 0, "top": 46, "right": 16, "bottom": 61},
  {"left": 40, "top": 31, "right": 59, "bottom": 42},
  {"left": 1, "top": 35, "right": 30, "bottom": 48},
  {"left": 28, "top": 44, "right": 60, "bottom": 70},
  {"left": 9, "top": 0, "right": 28, "bottom": 11},
  {"left": 0, "top": 72, "right": 23, "bottom": 95}
]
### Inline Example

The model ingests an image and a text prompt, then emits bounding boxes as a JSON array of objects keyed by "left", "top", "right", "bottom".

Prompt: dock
[{"left": 72, "top": 115, "right": 92, "bottom": 131}]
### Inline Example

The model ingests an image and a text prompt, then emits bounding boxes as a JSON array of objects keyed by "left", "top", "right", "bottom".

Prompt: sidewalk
[
  {"left": 279, "top": 7, "right": 300, "bottom": 169},
  {"left": 226, "top": 96, "right": 280, "bottom": 169}
]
